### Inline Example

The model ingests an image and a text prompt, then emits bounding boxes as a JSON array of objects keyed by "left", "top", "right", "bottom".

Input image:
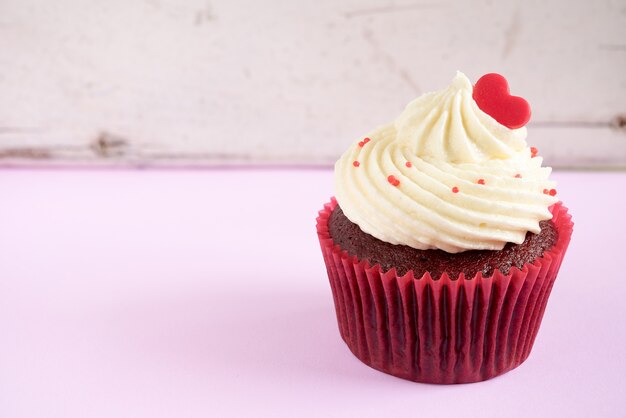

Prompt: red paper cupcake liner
[{"left": 317, "top": 198, "right": 573, "bottom": 384}]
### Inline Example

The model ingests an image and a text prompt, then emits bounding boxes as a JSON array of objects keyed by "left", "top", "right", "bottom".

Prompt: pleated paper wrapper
[{"left": 317, "top": 198, "right": 573, "bottom": 384}]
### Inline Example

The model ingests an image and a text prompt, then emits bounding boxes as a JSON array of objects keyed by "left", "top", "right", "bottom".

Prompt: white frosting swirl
[{"left": 335, "top": 72, "right": 558, "bottom": 253}]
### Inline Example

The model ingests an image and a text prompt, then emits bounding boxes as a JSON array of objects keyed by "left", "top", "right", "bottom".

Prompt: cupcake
[{"left": 316, "top": 72, "right": 573, "bottom": 384}]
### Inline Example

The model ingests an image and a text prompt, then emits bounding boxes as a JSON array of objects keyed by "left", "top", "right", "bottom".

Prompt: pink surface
[{"left": 0, "top": 169, "right": 624, "bottom": 418}]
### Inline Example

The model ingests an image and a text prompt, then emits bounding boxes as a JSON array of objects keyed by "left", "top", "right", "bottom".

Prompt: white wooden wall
[{"left": 1, "top": 0, "right": 625, "bottom": 168}]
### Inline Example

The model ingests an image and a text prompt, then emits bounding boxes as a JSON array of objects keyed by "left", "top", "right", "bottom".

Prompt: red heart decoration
[{"left": 472, "top": 73, "right": 531, "bottom": 129}]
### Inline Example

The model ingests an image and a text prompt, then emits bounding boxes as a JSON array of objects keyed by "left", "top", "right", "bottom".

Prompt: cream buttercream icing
[{"left": 334, "top": 72, "right": 558, "bottom": 253}]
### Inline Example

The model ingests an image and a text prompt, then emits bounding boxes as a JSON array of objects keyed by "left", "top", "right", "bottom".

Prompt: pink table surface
[{"left": 0, "top": 168, "right": 625, "bottom": 418}]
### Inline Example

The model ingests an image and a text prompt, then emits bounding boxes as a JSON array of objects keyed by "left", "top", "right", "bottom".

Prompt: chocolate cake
[{"left": 328, "top": 205, "right": 558, "bottom": 278}]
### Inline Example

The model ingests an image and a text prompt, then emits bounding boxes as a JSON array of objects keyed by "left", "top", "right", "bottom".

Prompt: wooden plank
[
  {"left": 0, "top": 0, "right": 625, "bottom": 168},
  {"left": 0, "top": 125, "right": 623, "bottom": 169}
]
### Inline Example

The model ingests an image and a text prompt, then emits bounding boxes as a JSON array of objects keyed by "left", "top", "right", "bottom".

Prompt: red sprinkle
[
  {"left": 405, "top": 161, "right": 412, "bottom": 168},
  {"left": 387, "top": 175, "right": 400, "bottom": 187},
  {"left": 543, "top": 189, "right": 549, "bottom": 194},
  {"left": 549, "top": 189, "right": 557, "bottom": 196},
  {"left": 353, "top": 161, "right": 360, "bottom": 167},
  {"left": 452, "top": 186, "right": 459, "bottom": 193},
  {"left": 530, "top": 147, "right": 538, "bottom": 157},
  {"left": 477, "top": 179, "right": 485, "bottom": 185},
  {"left": 363, "top": 137, "right": 371, "bottom": 144},
  {"left": 515, "top": 174, "right": 522, "bottom": 178},
  {"left": 358, "top": 141, "right": 364, "bottom": 147}
]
